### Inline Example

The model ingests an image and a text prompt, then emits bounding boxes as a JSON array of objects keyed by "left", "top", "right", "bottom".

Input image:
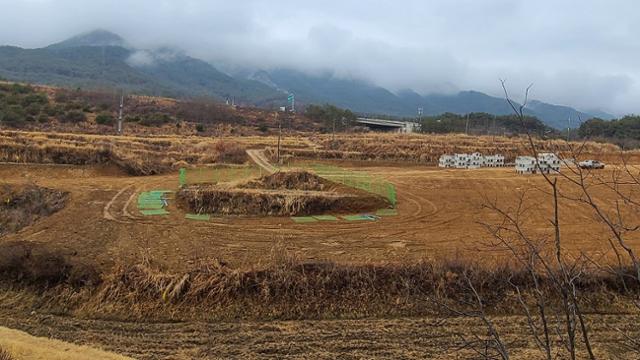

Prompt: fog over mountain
[{"left": 1, "top": 0, "right": 638, "bottom": 116}]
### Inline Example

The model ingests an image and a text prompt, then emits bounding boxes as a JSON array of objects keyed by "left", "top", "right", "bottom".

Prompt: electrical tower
[
  {"left": 117, "top": 92, "right": 124, "bottom": 134},
  {"left": 287, "top": 93, "right": 295, "bottom": 112}
]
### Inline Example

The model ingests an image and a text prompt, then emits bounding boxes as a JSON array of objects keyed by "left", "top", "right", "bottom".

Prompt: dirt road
[{"left": 246, "top": 149, "right": 278, "bottom": 174}]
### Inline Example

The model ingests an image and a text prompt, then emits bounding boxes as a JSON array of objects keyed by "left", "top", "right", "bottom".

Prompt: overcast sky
[{"left": 1, "top": 0, "right": 638, "bottom": 115}]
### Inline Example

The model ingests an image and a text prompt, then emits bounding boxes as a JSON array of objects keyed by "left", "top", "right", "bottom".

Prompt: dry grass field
[
  {"left": 1, "top": 130, "right": 640, "bottom": 358},
  {"left": 0, "top": 309, "right": 638, "bottom": 360},
  {"left": 274, "top": 132, "right": 640, "bottom": 165},
  {"left": 0, "top": 327, "right": 133, "bottom": 360},
  {"left": 0, "top": 130, "right": 315, "bottom": 175}
]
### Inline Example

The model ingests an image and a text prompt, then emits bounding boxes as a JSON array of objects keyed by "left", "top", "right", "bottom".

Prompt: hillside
[
  {"left": 0, "top": 32, "right": 284, "bottom": 105},
  {"left": 0, "top": 82, "right": 317, "bottom": 136},
  {"left": 0, "top": 30, "right": 612, "bottom": 129},
  {"left": 254, "top": 69, "right": 608, "bottom": 128}
]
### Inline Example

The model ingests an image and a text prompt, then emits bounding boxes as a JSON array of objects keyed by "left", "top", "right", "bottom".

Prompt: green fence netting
[
  {"left": 311, "top": 164, "right": 397, "bottom": 206},
  {"left": 179, "top": 166, "right": 262, "bottom": 186},
  {"left": 138, "top": 190, "right": 172, "bottom": 216}
]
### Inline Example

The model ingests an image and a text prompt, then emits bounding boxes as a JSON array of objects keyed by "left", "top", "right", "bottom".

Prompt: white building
[
  {"left": 484, "top": 154, "right": 505, "bottom": 167},
  {"left": 537, "top": 153, "right": 561, "bottom": 173},
  {"left": 441, "top": 153, "right": 504, "bottom": 169},
  {"left": 468, "top": 152, "right": 485, "bottom": 168},
  {"left": 438, "top": 154, "right": 456, "bottom": 168},
  {"left": 515, "top": 153, "right": 561, "bottom": 174},
  {"left": 454, "top": 153, "right": 470, "bottom": 169},
  {"left": 516, "top": 156, "right": 537, "bottom": 174}
]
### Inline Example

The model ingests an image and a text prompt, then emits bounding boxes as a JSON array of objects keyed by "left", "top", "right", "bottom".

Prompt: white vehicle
[{"left": 579, "top": 160, "right": 605, "bottom": 169}]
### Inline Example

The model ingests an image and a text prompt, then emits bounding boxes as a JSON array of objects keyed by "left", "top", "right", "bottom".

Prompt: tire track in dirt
[
  {"left": 246, "top": 149, "right": 277, "bottom": 174},
  {"left": 1, "top": 309, "right": 638, "bottom": 360},
  {"left": 104, "top": 167, "right": 448, "bottom": 262},
  {"left": 103, "top": 185, "right": 133, "bottom": 222}
]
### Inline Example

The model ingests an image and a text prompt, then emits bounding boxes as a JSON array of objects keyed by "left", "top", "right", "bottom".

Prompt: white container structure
[
  {"left": 484, "top": 154, "right": 505, "bottom": 167},
  {"left": 515, "top": 153, "right": 561, "bottom": 174},
  {"left": 467, "top": 152, "right": 484, "bottom": 169},
  {"left": 438, "top": 154, "right": 456, "bottom": 168},
  {"left": 537, "top": 153, "right": 561, "bottom": 173},
  {"left": 454, "top": 154, "right": 470, "bottom": 169},
  {"left": 441, "top": 153, "right": 506, "bottom": 169},
  {"left": 516, "top": 156, "right": 537, "bottom": 174}
]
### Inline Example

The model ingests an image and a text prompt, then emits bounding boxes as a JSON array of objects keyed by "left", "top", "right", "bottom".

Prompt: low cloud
[
  {"left": 126, "top": 49, "right": 183, "bottom": 67},
  {"left": 1, "top": 0, "right": 639, "bottom": 115},
  {"left": 126, "top": 50, "right": 154, "bottom": 67}
]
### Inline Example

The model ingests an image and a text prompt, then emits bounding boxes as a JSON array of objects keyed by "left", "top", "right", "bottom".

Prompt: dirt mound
[
  {"left": 0, "top": 185, "right": 68, "bottom": 236},
  {"left": 177, "top": 186, "right": 388, "bottom": 216},
  {"left": 241, "top": 170, "right": 329, "bottom": 191}
]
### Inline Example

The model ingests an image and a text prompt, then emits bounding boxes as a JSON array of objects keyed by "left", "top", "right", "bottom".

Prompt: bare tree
[{"left": 441, "top": 80, "right": 639, "bottom": 358}]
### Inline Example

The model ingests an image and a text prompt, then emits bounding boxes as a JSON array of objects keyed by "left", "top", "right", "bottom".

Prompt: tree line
[
  {"left": 419, "top": 112, "right": 553, "bottom": 136},
  {"left": 578, "top": 116, "right": 640, "bottom": 147}
]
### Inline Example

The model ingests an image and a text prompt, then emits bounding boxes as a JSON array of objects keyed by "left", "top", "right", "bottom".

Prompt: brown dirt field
[
  {"left": 0, "top": 308, "right": 637, "bottom": 359},
  {"left": 0, "top": 161, "right": 638, "bottom": 272}
]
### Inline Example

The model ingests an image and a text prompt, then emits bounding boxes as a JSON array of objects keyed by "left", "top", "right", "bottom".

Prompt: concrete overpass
[{"left": 356, "top": 118, "right": 421, "bottom": 133}]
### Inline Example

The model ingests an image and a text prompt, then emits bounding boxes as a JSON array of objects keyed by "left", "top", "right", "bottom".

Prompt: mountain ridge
[{"left": 0, "top": 30, "right": 613, "bottom": 129}]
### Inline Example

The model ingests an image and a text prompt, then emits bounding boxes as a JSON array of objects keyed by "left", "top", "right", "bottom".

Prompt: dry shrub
[
  {"left": 0, "top": 131, "right": 250, "bottom": 176},
  {"left": 86, "top": 249, "right": 639, "bottom": 321},
  {"left": 178, "top": 169, "right": 388, "bottom": 216},
  {"left": 0, "top": 346, "right": 13, "bottom": 360},
  {"left": 213, "top": 141, "right": 247, "bottom": 164},
  {"left": 0, "top": 241, "right": 100, "bottom": 287},
  {"left": 85, "top": 244, "right": 640, "bottom": 319},
  {"left": 241, "top": 171, "right": 328, "bottom": 191},
  {"left": 0, "top": 185, "right": 68, "bottom": 236},
  {"left": 108, "top": 149, "right": 172, "bottom": 176},
  {"left": 177, "top": 186, "right": 388, "bottom": 216},
  {"left": 0, "top": 242, "right": 637, "bottom": 321}
]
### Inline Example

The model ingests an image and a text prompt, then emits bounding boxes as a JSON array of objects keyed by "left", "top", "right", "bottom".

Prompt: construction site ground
[{"left": 0, "top": 161, "right": 635, "bottom": 272}]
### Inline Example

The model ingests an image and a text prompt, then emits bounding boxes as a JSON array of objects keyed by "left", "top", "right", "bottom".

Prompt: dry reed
[{"left": 0, "top": 241, "right": 637, "bottom": 322}]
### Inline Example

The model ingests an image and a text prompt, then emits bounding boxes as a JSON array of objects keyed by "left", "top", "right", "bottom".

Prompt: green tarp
[
  {"left": 313, "top": 215, "right": 339, "bottom": 221},
  {"left": 138, "top": 190, "right": 172, "bottom": 213},
  {"left": 291, "top": 216, "right": 318, "bottom": 224},
  {"left": 140, "top": 209, "right": 169, "bottom": 216},
  {"left": 185, "top": 214, "right": 211, "bottom": 221},
  {"left": 342, "top": 215, "right": 378, "bottom": 222},
  {"left": 376, "top": 209, "right": 398, "bottom": 216}
]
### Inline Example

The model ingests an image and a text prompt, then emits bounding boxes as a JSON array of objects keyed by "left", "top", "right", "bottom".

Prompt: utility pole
[
  {"left": 276, "top": 111, "right": 281, "bottom": 164},
  {"left": 492, "top": 117, "right": 496, "bottom": 141},
  {"left": 567, "top": 117, "right": 571, "bottom": 141},
  {"left": 465, "top": 114, "right": 470, "bottom": 135},
  {"left": 117, "top": 91, "right": 124, "bottom": 134},
  {"left": 332, "top": 117, "right": 336, "bottom": 142},
  {"left": 331, "top": 117, "right": 345, "bottom": 148}
]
